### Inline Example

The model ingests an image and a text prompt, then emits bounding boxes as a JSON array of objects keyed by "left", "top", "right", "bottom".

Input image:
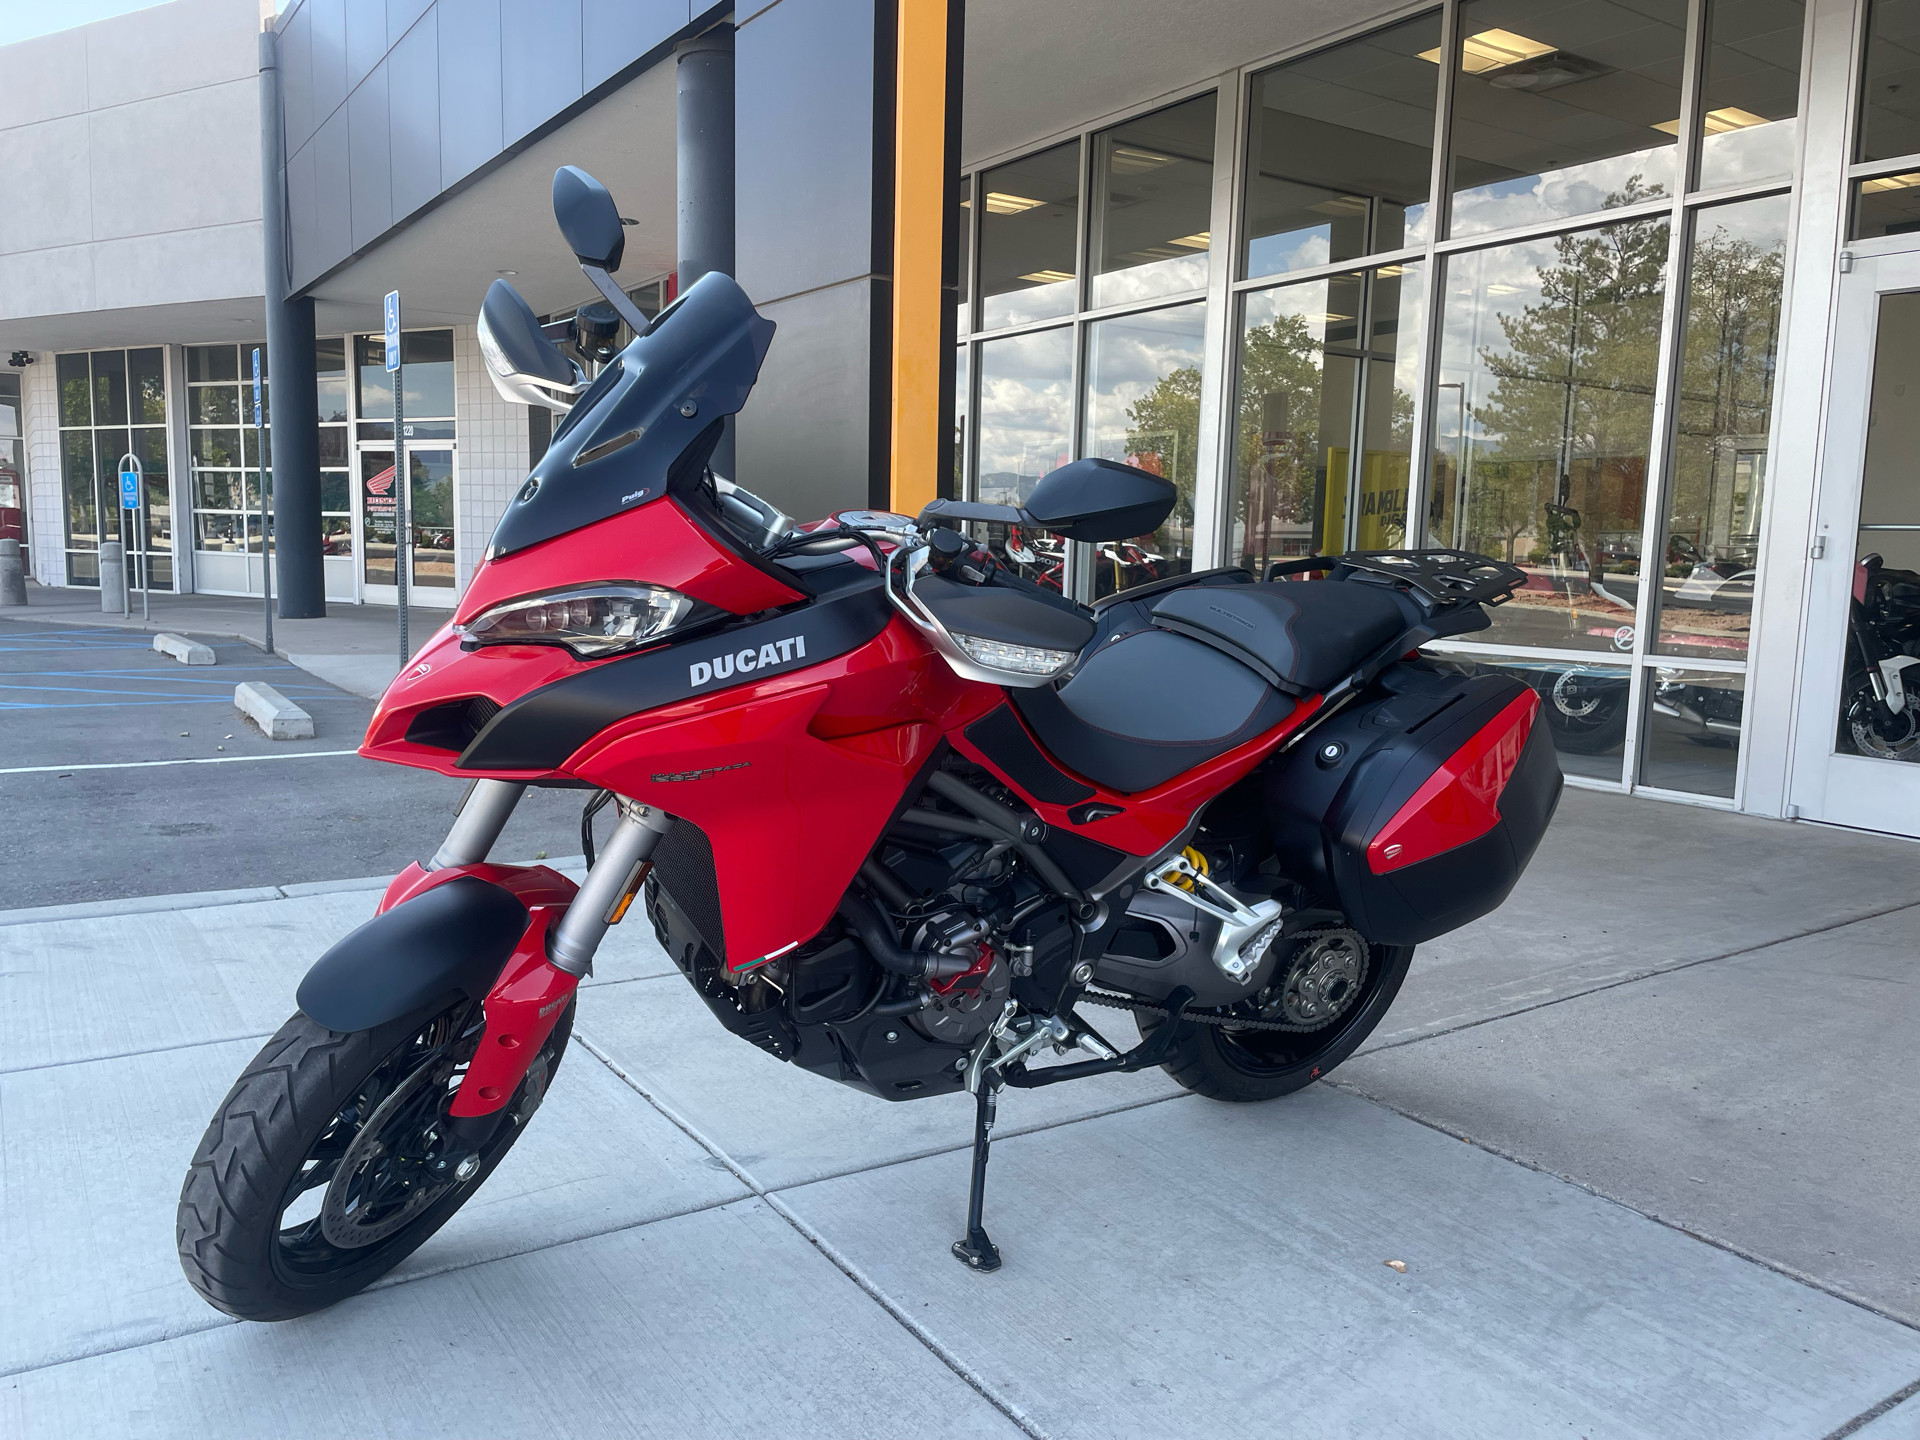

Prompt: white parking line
[{"left": 0, "top": 749, "right": 361, "bottom": 775}]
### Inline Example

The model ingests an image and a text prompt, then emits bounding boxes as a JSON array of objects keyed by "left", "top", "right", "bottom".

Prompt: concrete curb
[
  {"left": 153, "top": 632, "right": 215, "bottom": 665},
  {"left": 0, "top": 857, "right": 589, "bottom": 927},
  {"left": 235, "top": 680, "right": 315, "bottom": 739}
]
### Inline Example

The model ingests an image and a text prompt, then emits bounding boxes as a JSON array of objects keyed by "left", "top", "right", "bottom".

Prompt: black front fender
[{"left": 296, "top": 876, "right": 531, "bottom": 1033}]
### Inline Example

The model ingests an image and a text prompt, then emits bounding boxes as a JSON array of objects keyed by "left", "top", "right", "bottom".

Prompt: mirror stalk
[{"left": 581, "top": 264, "right": 654, "bottom": 339}]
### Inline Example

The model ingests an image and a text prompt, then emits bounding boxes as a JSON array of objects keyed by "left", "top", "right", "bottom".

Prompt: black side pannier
[{"left": 1265, "top": 661, "right": 1562, "bottom": 946}]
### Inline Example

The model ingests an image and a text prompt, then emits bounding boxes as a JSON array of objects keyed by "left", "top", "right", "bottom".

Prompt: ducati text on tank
[{"left": 176, "top": 166, "right": 1563, "bottom": 1319}]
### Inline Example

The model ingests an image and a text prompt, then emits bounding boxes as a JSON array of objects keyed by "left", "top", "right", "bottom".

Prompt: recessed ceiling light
[
  {"left": 1485, "top": 283, "right": 1522, "bottom": 295},
  {"left": 1018, "top": 270, "right": 1075, "bottom": 284},
  {"left": 1651, "top": 107, "right": 1769, "bottom": 136},
  {"left": 1110, "top": 146, "right": 1175, "bottom": 173},
  {"left": 1167, "top": 232, "right": 1211, "bottom": 249},
  {"left": 1376, "top": 264, "right": 1407, "bottom": 277},
  {"left": 1299, "top": 312, "right": 1353, "bottom": 324},
  {"left": 1419, "top": 28, "right": 1556, "bottom": 74},
  {"left": 985, "top": 192, "right": 1044, "bottom": 214},
  {"left": 1861, "top": 172, "right": 1920, "bottom": 193},
  {"left": 498, "top": 269, "right": 517, "bottom": 276}
]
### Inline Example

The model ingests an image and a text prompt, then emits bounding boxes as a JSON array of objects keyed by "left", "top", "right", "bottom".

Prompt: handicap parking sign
[{"left": 120, "top": 469, "right": 140, "bottom": 509}]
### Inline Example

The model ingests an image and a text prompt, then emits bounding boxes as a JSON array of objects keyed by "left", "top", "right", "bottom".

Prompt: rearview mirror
[
  {"left": 552, "top": 165, "right": 625, "bottom": 271},
  {"left": 1022, "top": 457, "right": 1176, "bottom": 542},
  {"left": 476, "top": 279, "right": 584, "bottom": 412}
]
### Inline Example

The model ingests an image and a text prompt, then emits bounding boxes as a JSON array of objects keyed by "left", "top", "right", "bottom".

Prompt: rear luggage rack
[{"left": 1266, "top": 549, "right": 1525, "bottom": 610}]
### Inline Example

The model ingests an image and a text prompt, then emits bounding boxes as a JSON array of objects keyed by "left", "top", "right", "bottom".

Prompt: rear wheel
[
  {"left": 1138, "top": 932, "right": 1413, "bottom": 1102},
  {"left": 176, "top": 995, "right": 572, "bottom": 1321}
]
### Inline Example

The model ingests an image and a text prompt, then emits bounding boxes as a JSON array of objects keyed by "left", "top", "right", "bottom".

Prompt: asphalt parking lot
[{"left": 0, "top": 620, "right": 584, "bottom": 907}]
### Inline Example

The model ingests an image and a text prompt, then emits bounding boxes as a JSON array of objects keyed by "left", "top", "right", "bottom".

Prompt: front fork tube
[{"left": 438, "top": 791, "right": 674, "bottom": 1135}]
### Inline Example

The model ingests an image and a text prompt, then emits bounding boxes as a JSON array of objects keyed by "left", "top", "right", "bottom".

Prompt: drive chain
[
  {"left": 1076, "top": 926, "right": 1367, "bottom": 1035},
  {"left": 1078, "top": 985, "right": 1328, "bottom": 1034}
]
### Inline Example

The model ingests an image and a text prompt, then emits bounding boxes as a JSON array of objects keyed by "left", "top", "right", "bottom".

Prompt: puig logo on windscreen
[{"left": 689, "top": 634, "right": 807, "bottom": 688}]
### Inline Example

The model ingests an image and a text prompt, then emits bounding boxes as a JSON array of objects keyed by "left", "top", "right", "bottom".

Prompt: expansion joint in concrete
[{"left": 574, "top": 1030, "right": 1056, "bottom": 1440}]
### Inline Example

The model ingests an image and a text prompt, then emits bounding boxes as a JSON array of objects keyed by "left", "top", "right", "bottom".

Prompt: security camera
[{"left": 7, "top": 352, "right": 32, "bottom": 368}]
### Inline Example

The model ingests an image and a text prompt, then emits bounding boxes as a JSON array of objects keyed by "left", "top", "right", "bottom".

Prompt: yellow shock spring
[{"left": 1161, "top": 845, "right": 1208, "bottom": 892}]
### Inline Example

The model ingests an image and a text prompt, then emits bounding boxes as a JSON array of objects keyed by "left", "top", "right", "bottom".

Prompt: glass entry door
[
  {"left": 1793, "top": 247, "right": 1920, "bottom": 836},
  {"left": 356, "top": 446, "right": 457, "bottom": 607}
]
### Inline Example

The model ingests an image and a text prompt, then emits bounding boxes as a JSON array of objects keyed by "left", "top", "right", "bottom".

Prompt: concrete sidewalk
[
  {"left": 8, "top": 581, "right": 446, "bottom": 698},
  {"left": 1, "top": 789, "right": 1915, "bottom": 1438}
]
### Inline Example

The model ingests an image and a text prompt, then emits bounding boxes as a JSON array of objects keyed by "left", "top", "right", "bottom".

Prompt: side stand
[{"left": 951, "top": 1080, "right": 1003, "bottom": 1272}]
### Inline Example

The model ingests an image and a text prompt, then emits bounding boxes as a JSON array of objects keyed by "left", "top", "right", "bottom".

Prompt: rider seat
[
  {"left": 1011, "top": 578, "right": 1424, "bottom": 796},
  {"left": 1012, "top": 628, "right": 1295, "bottom": 795},
  {"left": 1147, "top": 579, "right": 1420, "bottom": 694}
]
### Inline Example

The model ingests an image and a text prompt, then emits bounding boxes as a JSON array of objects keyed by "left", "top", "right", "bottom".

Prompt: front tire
[
  {"left": 176, "top": 995, "right": 571, "bottom": 1321},
  {"left": 1140, "top": 938, "right": 1413, "bottom": 1102}
]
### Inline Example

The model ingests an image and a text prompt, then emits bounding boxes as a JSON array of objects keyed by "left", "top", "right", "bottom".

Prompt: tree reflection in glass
[
  {"left": 1083, "top": 302, "right": 1206, "bottom": 596},
  {"left": 1430, "top": 209, "right": 1668, "bottom": 653},
  {"left": 1655, "top": 196, "right": 1788, "bottom": 661},
  {"left": 1229, "top": 275, "right": 1363, "bottom": 575}
]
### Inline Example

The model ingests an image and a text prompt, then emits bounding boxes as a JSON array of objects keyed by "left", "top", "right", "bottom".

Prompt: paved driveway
[
  {"left": 0, "top": 619, "right": 585, "bottom": 907},
  {"left": 1, "top": 789, "right": 1915, "bottom": 1438}
]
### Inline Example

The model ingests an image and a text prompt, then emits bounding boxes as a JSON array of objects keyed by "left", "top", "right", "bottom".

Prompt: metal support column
[
  {"left": 676, "top": 24, "right": 736, "bottom": 477},
  {"left": 259, "top": 27, "right": 324, "bottom": 618}
]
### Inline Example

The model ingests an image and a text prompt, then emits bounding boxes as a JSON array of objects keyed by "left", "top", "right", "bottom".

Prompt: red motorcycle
[{"left": 177, "top": 168, "right": 1563, "bottom": 1320}]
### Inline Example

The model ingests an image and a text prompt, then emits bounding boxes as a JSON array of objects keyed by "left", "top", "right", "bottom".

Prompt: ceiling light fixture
[
  {"left": 1861, "top": 171, "right": 1920, "bottom": 193},
  {"left": 985, "top": 192, "right": 1044, "bottom": 214},
  {"left": 1018, "top": 270, "right": 1075, "bottom": 284},
  {"left": 1110, "top": 146, "right": 1176, "bottom": 173},
  {"left": 1652, "top": 107, "right": 1769, "bottom": 136},
  {"left": 1167, "top": 232, "right": 1211, "bottom": 249},
  {"left": 1419, "top": 28, "right": 1557, "bottom": 73}
]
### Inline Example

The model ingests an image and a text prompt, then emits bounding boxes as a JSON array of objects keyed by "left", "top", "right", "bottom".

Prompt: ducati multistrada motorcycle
[{"left": 177, "top": 167, "right": 1563, "bottom": 1321}]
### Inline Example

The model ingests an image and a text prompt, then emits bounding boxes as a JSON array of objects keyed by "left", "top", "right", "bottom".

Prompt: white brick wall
[
  {"left": 22, "top": 353, "right": 63, "bottom": 586},
  {"left": 453, "top": 323, "right": 529, "bottom": 594}
]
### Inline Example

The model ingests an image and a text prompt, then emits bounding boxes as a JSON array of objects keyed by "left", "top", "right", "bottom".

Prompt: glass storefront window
[
  {"left": 1858, "top": 0, "right": 1920, "bottom": 164},
  {"left": 1641, "top": 664, "right": 1744, "bottom": 795},
  {"left": 316, "top": 337, "right": 349, "bottom": 421},
  {"left": 355, "top": 331, "right": 456, "bottom": 419},
  {"left": 1355, "top": 262, "right": 1425, "bottom": 553},
  {"left": 189, "top": 343, "right": 269, "bottom": 565},
  {"left": 1089, "top": 93, "right": 1216, "bottom": 308},
  {"left": 58, "top": 347, "right": 168, "bottom": 587},
  {"left": 976, "top": 325, "right": 1073, "bottom": 587},
  {"left": 1852, "top": 170, "right": 1920, "bottom": 239},
  {"left": 409, "top": 450, "right": 456, "bottom": 588},
  {"left": 1836, "top": 290, "right": 1920, "bottom": 763},
  {"left": 957, "top": 175, "right": 973, "bottom": 333},
  {"left": 1696, "top": 0, "right": 1805, "bottom": 190},
  {"left": 1428, "top": 216, "right": 1669, "bottom": 652},
  {"left": 1244, "top": 11, "right": 1442, "bottom": 279},
  {"left": 1229, "top": 273, "right": 1364, "bottom": 574},
  {"left": 1656, "top": 194, "right": 1788, "bottom": 661},
  {"left": 1082, "top": 301, "right": 1206, "bottom": 596},
  {"left": 1444, "top": 0, "right": 1687, "bottom": 238},
  {"left": 978, "top": 142, "right": 1080, "bottom": 330},
  {"left": 954, "top": 345, "right": 969, "bottom": 497}
]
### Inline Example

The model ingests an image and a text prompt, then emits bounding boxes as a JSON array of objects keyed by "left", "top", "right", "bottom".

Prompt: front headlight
[
  {"left": 951, "top": 632, "right": 1076, "bottom": 677},
  {"left": 458, "top": 584, "right": 694, "bottom": 658}
]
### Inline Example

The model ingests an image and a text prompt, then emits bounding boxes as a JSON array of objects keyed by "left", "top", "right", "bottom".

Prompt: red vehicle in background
[{"left": 178, "top": 167, "right": 1562, "bottom": 1322}]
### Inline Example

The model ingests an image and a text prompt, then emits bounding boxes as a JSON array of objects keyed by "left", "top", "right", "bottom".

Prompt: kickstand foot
[{"left": 951, "top": 1081, "right": 1003, "bottom": 1272}]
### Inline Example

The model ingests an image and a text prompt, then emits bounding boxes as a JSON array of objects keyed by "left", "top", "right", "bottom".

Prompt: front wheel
[
  {"left": 1139, "top": 932, "right": 1413, "bottom": 1102},
  {"left": 176, "top": 995, "right": 572, "bottom": 1321}
]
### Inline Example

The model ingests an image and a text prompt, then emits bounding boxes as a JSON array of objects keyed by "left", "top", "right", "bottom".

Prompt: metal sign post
[
  {"left": 385, "top": 290, "right": 407, "bottom": 668},
  {"left": 253, "top": 347, "right": 272, "bottom": 655},
  {"left": 116, "top": 452, "right": 146, "bottom": 620}
]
